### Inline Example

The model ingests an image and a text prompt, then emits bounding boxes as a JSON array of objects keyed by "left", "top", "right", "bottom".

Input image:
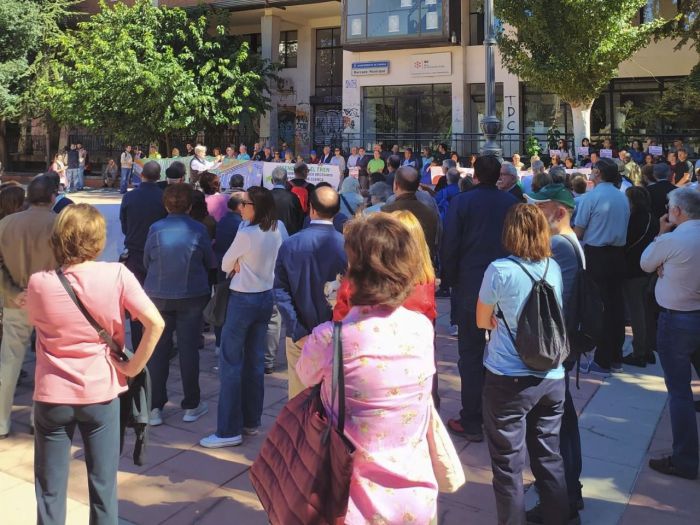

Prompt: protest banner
[{"left": 259, "top": 162, "right": 342, "bottom": 189}]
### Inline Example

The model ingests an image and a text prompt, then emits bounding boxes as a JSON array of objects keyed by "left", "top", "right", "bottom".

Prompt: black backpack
[
  {"left": 561, "top": 236, "right": 604, "bottom": 357},
  {"left": 497, "top": 257, "right": 569, "bottom": 371}
]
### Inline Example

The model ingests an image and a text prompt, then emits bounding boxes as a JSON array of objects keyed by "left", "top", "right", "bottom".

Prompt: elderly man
[
  {"left": 363, "top": 181, "right": 392, "bottom": 215},
  {"left": 275, "top": 187, "right": 347, "bottom": 397},
  {"left": 270, "top": 166, "right": 303, "bottom": 236},
  {"left": 347, "top": 146, "right": 361, "bottom": 169},
  {"left": 641, "top": 188, "right": 700, "bottom": 480},
  {"left": 526, "top": 183, "right": 586, "bottom": 522},
  {"left": 0, "top": 176, "right": 59, "bottom": 437},
  {"left": 574, "top": 158, "right": 630, "bottom": 374},
  {"left": 497, "top": 161, "right": 525, "bottom": 202},
  {"left": 236, "top": 144, "right": 250, "bottom": 161}
]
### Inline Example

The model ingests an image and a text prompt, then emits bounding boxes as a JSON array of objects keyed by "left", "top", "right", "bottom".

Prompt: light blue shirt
[
  {"left": 237, "top": 153, "right": 251, "bottom": 161},
  {"left": 479, "top": 257, "right": 565, "bottom": 379},
  {"left": 573, "top": 182, "right": 630, "bottom": 247}
]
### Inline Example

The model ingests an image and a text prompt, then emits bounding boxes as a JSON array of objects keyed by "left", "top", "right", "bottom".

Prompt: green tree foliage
[
  {"left": 627, "top": 1, "right": 700, "bottom": 130},
  {"left": 0, "top": 0, "right": 75, "bottom": 119},
  {"left": 39, "top": 0, "right": 277, "bottom": 144},
  {"left": 495, "top": 1, "right": 664, "bottom": 145}
]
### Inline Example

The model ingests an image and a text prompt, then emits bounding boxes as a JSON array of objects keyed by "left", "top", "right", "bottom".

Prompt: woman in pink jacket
[{"left": 297, "top": 213, "right": 439, "bottom": 524}]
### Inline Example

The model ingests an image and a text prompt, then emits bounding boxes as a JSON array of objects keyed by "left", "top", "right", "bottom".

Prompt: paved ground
[{"left": 0, "top": 189, "right": 698, "bottom": 524}]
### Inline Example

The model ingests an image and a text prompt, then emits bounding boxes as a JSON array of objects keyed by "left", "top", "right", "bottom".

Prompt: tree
[
  {"left": 0, "top": 0, "right": 75, "bottom": 166},
  {"left": 495, "top": 1, "right": 664, "bottom": 148},
  {"left": 39, "top": 0, "right": 277, "bottom": 146},
  {"left": 627, "top": 1, "right": 700, "bottom": 131}
]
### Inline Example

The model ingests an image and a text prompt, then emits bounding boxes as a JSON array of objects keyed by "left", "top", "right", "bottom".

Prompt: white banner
[{"left": 260, "top": 162, "right": 342, "bottom": 190}]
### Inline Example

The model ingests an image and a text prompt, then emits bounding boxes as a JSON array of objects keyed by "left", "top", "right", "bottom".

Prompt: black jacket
[
  {"left": 382, "top": 193, "right": 439, "bottom": 259},
  {"left": 647, "top": 180, "right": 676, "bottom": 219},
  {"left": 624, "top": 210, "right": 659, "bottom": 278},
  {"left": 271, "top": 187, "right": 304, "bottom": 235},
  {"left": 119, "top": 182, "right": 167, "bottom": 253}
]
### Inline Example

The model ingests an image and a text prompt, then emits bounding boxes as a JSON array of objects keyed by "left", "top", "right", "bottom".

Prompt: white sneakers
[
  {"left": 199, "top": 434, "right": 243, "bottom": 448},
  {"left": 149, "top": 402, "right": 208, "bottom": 427},
  {"left": 182, "top": 402, "right": 209, "bottom": 423},
  {"left": 149, "top": 408, "right": 163, "bottom": 427}
]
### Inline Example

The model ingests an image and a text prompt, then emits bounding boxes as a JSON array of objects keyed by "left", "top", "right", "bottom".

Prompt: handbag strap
[
  {"left": 56, "top": 268, "right": 128, "bottom": 362},
  {"left": 331, "top": 321, "right": 346, "bottom": 434},
  {"left": 561, "top": 234, "right": 584, "bottom": 270},
  {"left": 625, "top": 213, "right": 652, "bottom": 253}
]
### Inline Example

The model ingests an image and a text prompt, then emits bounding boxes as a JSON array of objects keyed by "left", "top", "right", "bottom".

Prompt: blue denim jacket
[{"left": 143, "top": 214, "right": 216, "bottom": 299}]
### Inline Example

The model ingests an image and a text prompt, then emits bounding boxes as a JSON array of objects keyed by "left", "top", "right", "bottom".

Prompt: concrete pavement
[{"left": 0, "top": 189, "right": 697, "bottom": 524}]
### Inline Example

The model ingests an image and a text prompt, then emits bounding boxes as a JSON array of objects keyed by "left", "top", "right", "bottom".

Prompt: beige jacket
[{"left": 0, "top": 206, "right": 58, "bottom": 308}]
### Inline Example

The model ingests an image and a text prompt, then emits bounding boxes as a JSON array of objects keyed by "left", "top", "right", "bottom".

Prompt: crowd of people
[{"left": 0, "top": 134, "right": 699, "bottom": 524}]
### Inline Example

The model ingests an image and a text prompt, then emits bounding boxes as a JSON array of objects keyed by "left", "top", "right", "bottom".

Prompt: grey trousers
[
  {"left": 483, "top": 371, "right": 568, "bottom": 525},
  {"left": 34, "top": 398, "right": 120, "bottom": 525},
  {"left": 623, "top": 276, "right": 653, "bottom": 358},
  {"left": 0, "top": 307, "right": 33, "bottom": 435},
  {"left": 264, "top": 305, "right": 283, "bottom": 369}
]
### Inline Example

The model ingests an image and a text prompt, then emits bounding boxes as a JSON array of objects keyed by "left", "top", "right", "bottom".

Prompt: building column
[
  {"left": 260, "top": 10, "right": 281, "bottom": 147},
  {"left": 451, "top": 46, "right": 467, "bottom": 154},
  {"left": 341, "top": 50, "right": 362, "bottom": 150}
]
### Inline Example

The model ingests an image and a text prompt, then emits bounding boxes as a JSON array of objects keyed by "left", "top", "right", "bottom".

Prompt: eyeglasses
[{"left": 241, "top": 201, "right": 255, "bottom": 207}]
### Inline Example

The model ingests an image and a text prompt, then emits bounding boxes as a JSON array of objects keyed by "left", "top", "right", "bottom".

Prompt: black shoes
[
  {"left": 695, "top": 400, "right": 700, "bottom": 413},
  {"left": 526, "top": 502, "right": 581, "bottom": 525},
  {"left": 649, "top": 456, "right": 697, "bottom": 480},
  {"left": 264, "top": 366, "right": 274, "bottom": 375},
  {"left": 622, "top": 354, "right": 648, "bottom": 368},
  {"left": 621, "top": 352, "right": 657, "bottom": 368}
]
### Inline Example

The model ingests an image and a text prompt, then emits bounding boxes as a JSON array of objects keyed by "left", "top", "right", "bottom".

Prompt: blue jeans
[
  {"left": 148, "top": 295, "right": 209, "bottom": 410},
  {"left": 216, "top": 290, "right": 273, "bottom": 437},
  {"left": 77, "top": 167, "right": 84, "bottom": 190},
  {"left": 657, "top": 310, "right": 700, "bottom": 477},
  {"left": 119, "top": 168, "right": 131, "bottom": 193},
  {"left": 34, "top": 399, "right": 119, "bottom": 525},
  {"left": 66, "top": 169, "right": 80, "bottom": 193}
]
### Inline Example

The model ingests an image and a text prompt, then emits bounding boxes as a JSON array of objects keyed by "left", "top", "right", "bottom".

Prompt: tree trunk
[
  {"left": 0, "top": 119, "right": 7, "bottom": 174},
  {"left": 570, "top": 102, "right": 593, "bottom": 155}
]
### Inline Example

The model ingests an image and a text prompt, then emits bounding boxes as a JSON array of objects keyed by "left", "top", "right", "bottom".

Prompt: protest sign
[
  {"left": 576, "top": 146, "right": 589, "bottom": 157},
  {"left": 549, "top": 149, "right": 562, "bottom": 158},
  {"left": 649, "top": 145, "right": 663, "bottom": 156},
  {"left": 260, "top": 162, "right": 341, "bottom": 189},
  {"left": 430, "top": 166, "right": 444, "bottom": 184},
  {"left": 600, "top": 149, "right": 613, "bottom": 158}
]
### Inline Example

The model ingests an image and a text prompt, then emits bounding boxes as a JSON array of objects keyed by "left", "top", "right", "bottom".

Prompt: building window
[
  {"left": 469, "top": 0, "right": 484, "bottom": 45},
  {"left": 230, "top": 34, "right": 261, "bottom": 55},
  {"left": 362, "top": 84, "right": 451, "bottom": 141},
  {"left": 344, "top": 0, "right": 452, "bottom": 48},
  {"left": 279, "top": 30, "right": 298, "bottom": 68},
  {"left": 522, "top": 77, "right": 687, "bottom": 137},
  {"left": 467, "top": 83, "right": 503, "bottom": 133},
  {"left": 315, "top": 27, "right": 342, "bottom": 99}
]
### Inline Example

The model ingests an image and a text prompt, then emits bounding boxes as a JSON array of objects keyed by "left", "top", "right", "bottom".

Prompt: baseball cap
[{"left": 526, "top": 183, "right": 575, "bottom": 209}]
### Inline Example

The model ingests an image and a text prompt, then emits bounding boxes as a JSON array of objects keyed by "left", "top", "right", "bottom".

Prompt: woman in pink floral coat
[{"left": 297, "top": 214, "right": 439, "bottom": 524}]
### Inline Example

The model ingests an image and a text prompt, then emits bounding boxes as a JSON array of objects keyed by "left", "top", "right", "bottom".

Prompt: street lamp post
[{"left": 480, "top": 0, "right": 502, "bottom": 158}]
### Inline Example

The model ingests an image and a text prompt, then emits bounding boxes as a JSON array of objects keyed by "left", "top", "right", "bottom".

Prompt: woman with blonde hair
[
  {"left": 26, "top": 204, "right": 164, "bottom": 524},
  {"left": 477, "top": 203, "right": 570, "bottom": 524},
  {"left": 334, "top": 210, "right": 436, "bottom": 322},
  {"left": 297, "top": 213, "right": 439, "bottom": 524}
]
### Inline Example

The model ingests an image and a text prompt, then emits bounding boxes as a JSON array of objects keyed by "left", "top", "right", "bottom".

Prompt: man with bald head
[
  {"left": 274, "top": 186, "right": 347, "bottom": 397},
  {"left": 119, "top": 160, "right": 167, "bottom": 348},
  {"left": 382, "top": 165, "right": 439, "bottom": 258}
]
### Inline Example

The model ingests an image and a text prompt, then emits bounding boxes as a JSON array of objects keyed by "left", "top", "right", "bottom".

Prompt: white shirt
[
  {"left": 120, "top": 152, "right": 133, "bottom": 168},
  {"left": 347, "top": 154, "right": 361, "bottom": 168},
  {"left": 640, "top": 220, "right": 700, "bottom": 311},
  {"left": 222, "top": 223, "right": 284, "bottom": 293},
  {"left": 191, "top": 156, "right": 220, "bottom": 172}
]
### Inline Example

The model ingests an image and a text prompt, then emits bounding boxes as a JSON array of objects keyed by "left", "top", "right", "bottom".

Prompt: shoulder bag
[
  {"left": 427, "top": 403, "right": 466, "bottom": 493},
  {"left": 250, "top": 321, "right": 355, "bottom": 525},
  {"left": 203, "top": 272, "right": 233, "bottom": 327},
  {"left": 56, "top": 269, "right": 151, "bottom": 466}
]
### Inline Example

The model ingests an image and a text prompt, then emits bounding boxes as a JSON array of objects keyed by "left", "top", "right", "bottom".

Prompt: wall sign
[
  {"left": 351, "top": 61, "right": 390, "bottom": 76},
  {"left": 410, "top": 52, "right": 451, "bottom": 76}
]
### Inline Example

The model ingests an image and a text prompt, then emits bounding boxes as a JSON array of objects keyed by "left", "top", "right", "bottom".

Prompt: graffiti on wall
[
  {"left": 504, "top": 95, "right": 517, "bottom": 132},
  {"left": 342, "top": 106, "right": 360, "bottom": 132},
  {"left": 293, "top": 104, "right": 311, "bottom": 155},
  {"left": 313, "top": 108, "right": 344, "bottom": 148}
]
